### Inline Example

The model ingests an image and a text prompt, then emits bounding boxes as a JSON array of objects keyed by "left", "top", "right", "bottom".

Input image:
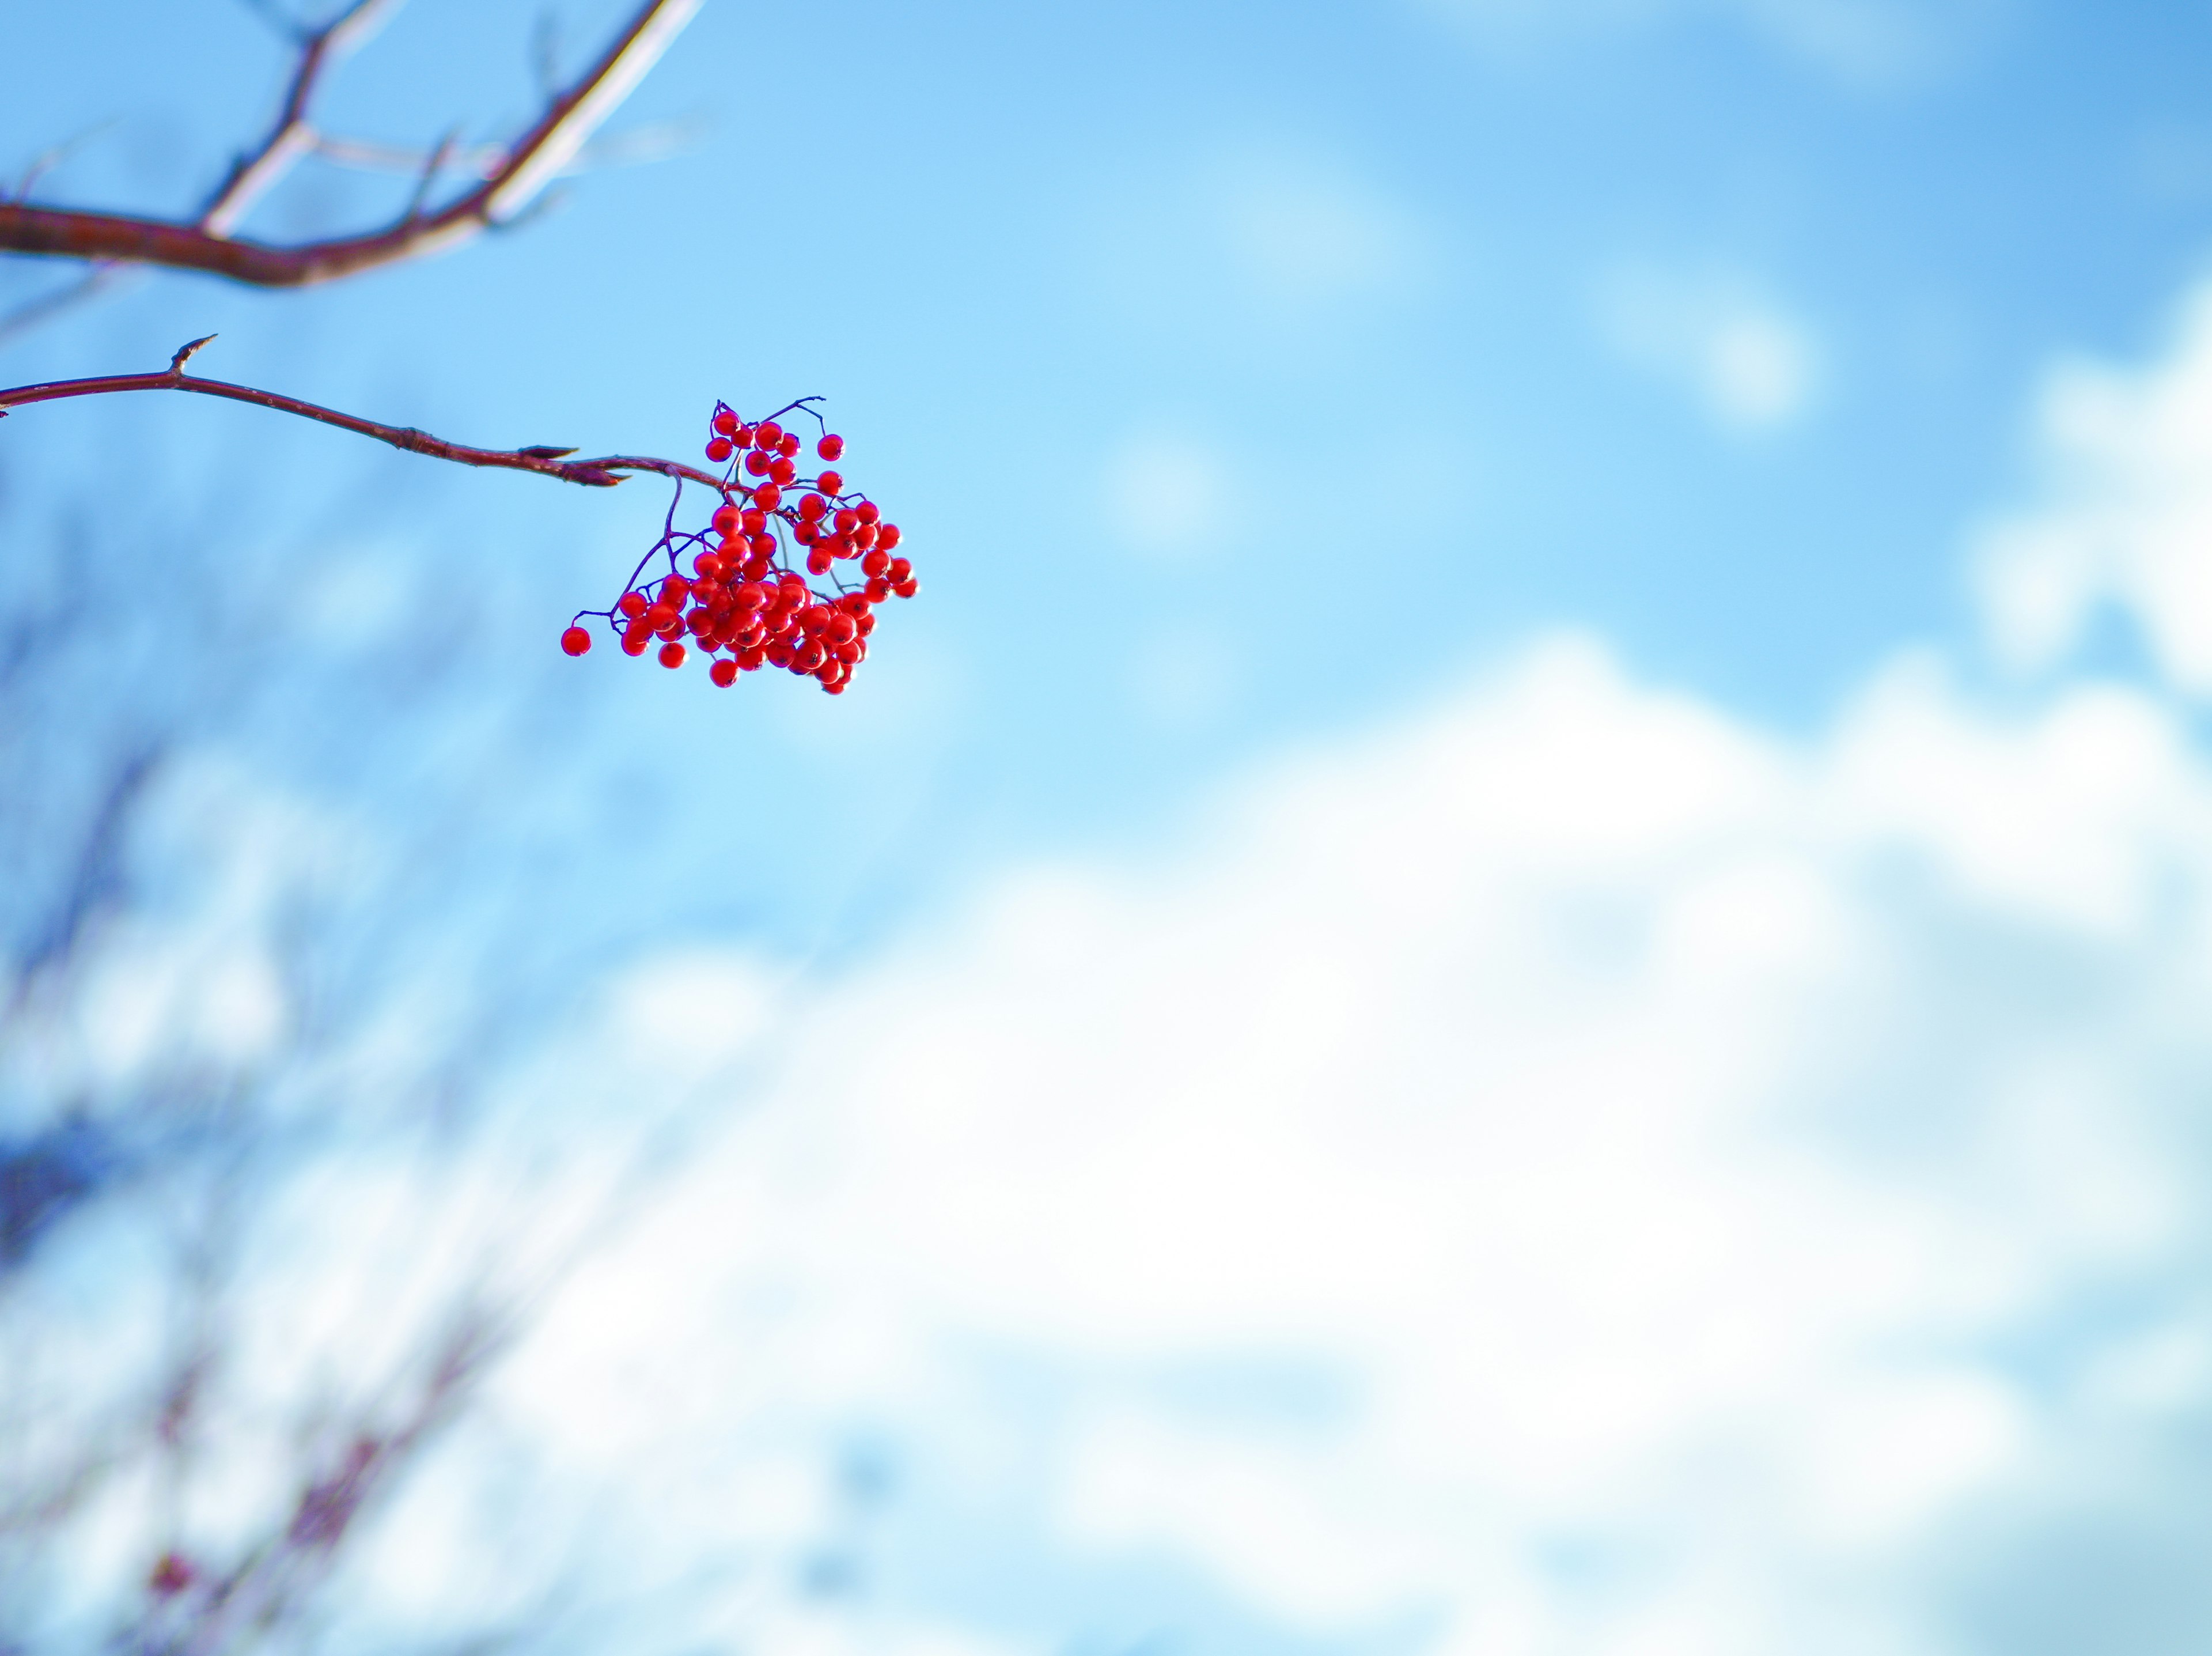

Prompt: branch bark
[
  {"left": 0, "top": 340, "right": 728, "bottom": 494},
  {"left": 0, "top": 0, "right": 701, "bottom": 289}
]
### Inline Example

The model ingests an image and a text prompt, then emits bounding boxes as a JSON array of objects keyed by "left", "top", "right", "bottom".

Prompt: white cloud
[
  {"left": 1975, "top": 276, "right": 2212, "bottom": 693},
  {"left": 1597, "top": 267, "right": 1824, "bottom": 432},
  {"left": 480, "top": 618, "right": 2212, "bottom": 1652}
]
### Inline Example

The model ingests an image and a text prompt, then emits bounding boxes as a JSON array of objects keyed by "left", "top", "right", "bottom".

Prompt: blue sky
[{"left": 10, "top": 1, "right": 2212, "bottom": 1653}]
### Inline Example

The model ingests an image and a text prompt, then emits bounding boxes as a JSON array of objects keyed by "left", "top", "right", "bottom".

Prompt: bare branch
[
  {"left": 0, "top": 0, "right": 702, "bottom": 289},
  {"left": 0, "top": 342, "right": 730, "bottom": 494}
]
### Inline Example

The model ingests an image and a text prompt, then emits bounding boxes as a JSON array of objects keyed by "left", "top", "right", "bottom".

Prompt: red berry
[
  {"left": 706, "top": 437, "right": 734, "bottom": 462},
  {"left": 734, "top": 424, "right": 755, "bottom": 447},
  {"left": 767, "top": 641, "right": 794, "bottom": 668},
  {"left": 754, "top": 483, "right": 782, "bottom": 511},
  {"left": 806, "top": 547, "right": 833, "bottom": 576},
  {"left": 894, "top": 578, "right": 918, "bottom": 598},
  {"left": 779, "top": 432, "right": 801, "bottom": 456},
  {"left": 817, "top": 434, "right": 844, "bottom": 462},
  {"left": 713, "top": 409, "right": 738, "bottom": 436},
  {"left": 713, "top": 504, "right": 742, "bottom": 535},
  {"left": 887, "top": 557, "right": 912, "bottom": 583},
  {"left": 561, "top": 625, "right": 593, "bottom": 656},
  {"left": 854, "top": 524, "right": 878, "bottom": 550},
  {"left": 865, "top": 576, "right": 891, "bottom": 601},
  {"left": 861, "top": 549, "right": 889, "bottom": 578},
  {"left": 754, "top": 421, "right": 784, "bottom": 449},
  {"left": 770, "top": 456, "right": 798, "bottom": 485},
  {"left": 744, "top": 449, "right": 772, "bottom": 477},
  {"left": 623, "top": 623, "right": 652, "bottom": 656},
  {"left": 694, "top": 553, "right": 724, "bottom": 579},
  {"left": 796, "top": 639, "right": 827, "bottom": 672},
  {"left": 798, "top": 493, "right": 828, "bottom": 521},
  {"left": 827, "top": 613, "right": 858, "bottom": 644},
  {"left": 619, "top": 591, "right": 648, "bottom": 618},
  {"left": 818, "top": 470, "right": 845, "bottom": 496},
  {"left": 857, "top": 610, "right": 876, "bottom": 634},
  {"left": 658, "top": 641, "right": 687, "bottom": 669},
  {"left": 736, "top": 581, "right": 767, "bottom": 609},
  {"left": 150, "top": 1552, "right": 196, "bottom": 1597},
  {"left": 645, "top": 603, "right": 677, "bottom": 629},
  {"left": 662, "top": 575, "right": 691, "bottom": 604},
  {"left": 710, "top": 657, "right": 739, "bottom": 687},
  {"left": 801, "top": 604, "right": 831, "bottom": 632},
  {"left": 878, "top": 524, "right": 902, "bottom": 550},
  {"left": 738, "top": 645, "right": 767, "bottom": 670},
  {"left": 834, "top": 508, "right": 859, "bottom": 534},
  {"left": 857, "top": 501, "right": 881, "bottom": 524}
]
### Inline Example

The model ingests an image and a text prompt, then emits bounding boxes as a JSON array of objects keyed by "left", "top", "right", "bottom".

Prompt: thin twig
[
  {"left": 199, "top": 0, "right": 404, "bottom": 237},
  {"left": 0, "top": 0, "right": 701, "bottom": 288},
  {"left": 309, "top": 116, "right": 706, "bottom": 182},
  {"left": 0, "top": 340, "right": 728, "bottom": 494},
  {"left": 0, "top": 262, "right": 136, "bottom": 347}
]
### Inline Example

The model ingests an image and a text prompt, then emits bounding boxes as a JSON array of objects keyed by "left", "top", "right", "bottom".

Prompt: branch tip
[{"left": 169, "top": 335, "right": 218, "bottom": 375}]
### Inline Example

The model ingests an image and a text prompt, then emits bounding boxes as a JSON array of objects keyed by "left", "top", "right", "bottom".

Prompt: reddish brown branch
[
  {"left": 0, "top": 340, "right": 728, "bottom": 494},
  {"left": 0, "top": 0, "right": 700, "bottom": 289}
]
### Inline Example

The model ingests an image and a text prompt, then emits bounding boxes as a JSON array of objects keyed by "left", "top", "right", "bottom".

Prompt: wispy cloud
[
  {"left": 1421, "top": 0, "right": 2002, "bottom": 89},
  {"left": 1596, "top": 264, "right": 1824, "bottom": 432}
]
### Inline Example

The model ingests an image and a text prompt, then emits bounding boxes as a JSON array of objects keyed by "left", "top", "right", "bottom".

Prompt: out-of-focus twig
[
  {"left": 198, "top": 0, "right": 403, "bottom": 237},
  {"left": 0, "top": 0, "right": 702, "bottom": 288}
]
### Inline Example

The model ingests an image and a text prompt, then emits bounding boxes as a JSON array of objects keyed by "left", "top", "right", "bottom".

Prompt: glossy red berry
[
  {"left": 806, "top": 547, "right": 833, "bottom": 576},
  {"left": 562, "top": 625, "right": 593, "bottom": 656},
  {"left": 886, "top": 557, "right": 912, "bottom": 584},
  {"left": 770, "top": 456, "right": 798, "bottom": 485},
  {"left": 754, "top": 421, "right": 784, "bottom": 449},
  {"left": 623, "top": 622, "right": 652, "bottom": 655},
  {"left": 779, "top": 432, "right": 801, "bottom": 457},
  {"left": 713, "top": 409, "right": 738, "bottom": 436},
  {"left": 744, "top": 449, "right": 772, "bottom": 477},
  {"left": 857, "top": 501, "right": 881, "bottom": 525},
  {"left": 710, "top": 657, "right": 739, "bottom": 687},
  {"left": 817, "top": 434, "right": 844, "bottom": 461},
  {"left": 706, "top": 437, "right": 734, "bottom": 462},
  {"left": 817, "top": 470, "right": 845, "bottom": 496},
  {"left": 878, "top": 524, "right": 902, "bottom": 550},
  {"left": 861, "top": 549, "right": 889, "bottom": 578},
  {"left": 659, "top": 641, "right": 687, "bottom": 669},
  {"left": 894, "top": 577, "right": 918, "bottom": 599},
  {"left": 713, "top": 504, "right": 742, "bottom": 535},
  {"left": 619, "top": 591, "right": 648, "bottom": 618},
  {"left": 753, "top": 483, "right": 782, "bottom": 511}
]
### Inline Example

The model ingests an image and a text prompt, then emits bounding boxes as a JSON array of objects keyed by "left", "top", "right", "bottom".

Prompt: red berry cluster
[{"left": 560, "top": 400, "right": 916, "bottom": 695}]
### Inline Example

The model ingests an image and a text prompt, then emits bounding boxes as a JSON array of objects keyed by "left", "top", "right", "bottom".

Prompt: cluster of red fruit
[{"left": 560, "top": 401, "right": 915, "bottom": 694}]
